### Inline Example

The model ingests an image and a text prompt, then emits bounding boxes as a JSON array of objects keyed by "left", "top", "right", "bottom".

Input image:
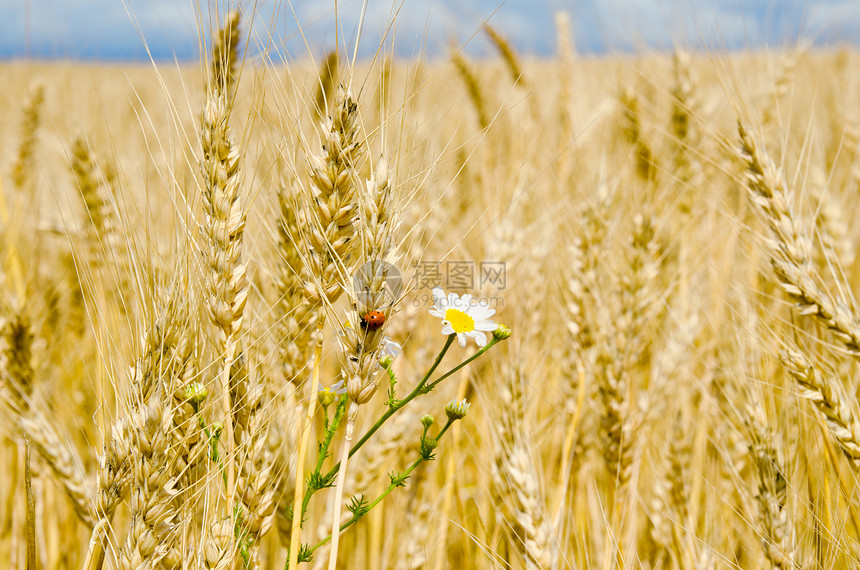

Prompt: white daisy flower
[
  {"left": 318, "top": 379, "right": 346, "bottom": 407},
  {"left": 429, "top": 287, "right": 497, "bottom": 348}
]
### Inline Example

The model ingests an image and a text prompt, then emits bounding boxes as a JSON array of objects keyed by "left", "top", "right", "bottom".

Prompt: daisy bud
[
  {"left": 492, "top": 323, "right": 512, "bottom": 341},
  {"left": 184, "top": 382, "right": 208, "bottom": 412},
  {"left": 421, "top": 414, "right": 435, "bottom": 428},
  {"left": 378, "top": 354, "right": 394, "bottom": 369},
  {"left": 445, "top": 399, "right": 471, "bottom": 421}
]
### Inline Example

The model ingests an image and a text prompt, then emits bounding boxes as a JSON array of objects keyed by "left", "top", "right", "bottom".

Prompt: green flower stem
[
  {"left": 306, "top": 419, "right": 456, "bottom": 556},
  {"left": 384, "top": 364, "right": 398, "bottom": 407},
  {"left": 319, "top": 335, "right": 455, "bottom": 480},
  {"left": 316, "top": 398, "right": 347, "bottom": 472},
  {"left": 293, "top": 333, "right": 502, "bottom": 537},
  {"left": 197, "top": 415, "right": 227, "bottom": 485},
  {"left": 299, "top": 398, "right": 347, "bottom": 516},
  {"left": 421, "top": 337, "right": 500, "bottom": 393}
]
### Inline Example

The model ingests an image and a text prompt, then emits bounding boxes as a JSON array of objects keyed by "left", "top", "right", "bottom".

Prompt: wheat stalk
[
  {"left": 743, "top": 404, "right": 798, "bottom": 568},
  {"left": 1, "top": 310, "right": 94, "bottom": 528},
  {"left": 738, "top": 121, "right": 860, "bottom": 360},
  {"left": 491, "top": 369, "right": 559, "bottom": 569},
  {"left": 328, "top": 156, "right": 397, "bottom": 569},
  {"left": 111, "top": 296, "right": 200, "bottom": 569},
  {"left": 781, "top": 349, "right": 860, "bottom": 462},
  {"left": 69, "top": 137, "right": 117, "bottom": 257},
  {"left": 199, "top": 44, "right": 249, "bottom": 548},
  {"left": 314, "top": 50, "right": 339, "bottom": 122},
  {"left": 232, "top": 366, "right": 285, "bottom": 566},
  {"left": 619, "top": 89, "right": 657, "bottom": 184},
  {"left": 761, "top": 44, "right": 806, "bottom": 130},
  {"left": 554, "top": 10, "right": 576, "bottom": 185},
  {"left": 451, "top": 52, "right": 489, "bottom": 131},
  {"left": 211, "top": 10, "right": 241, "bottom": 99},
  {"left": 276, "top": 182, "right": 319, "bottom": 387},
  {"left": 809, "top": 178, "right": 854, "bottom": 270},
  {"left": 670, "top": 49, "right": 703, "bottom": 210},
  {"left": 287, "top": 84, "right": 363, "bottom": 570},
  {"left": 484, "top": 25, "right": 529, "bottom": 89},
  {"left": 11, "top": 83, "right": 45, "bottom": 191},
  {"left": 303, "top": 84, "right": 362, "bottom": 306}
]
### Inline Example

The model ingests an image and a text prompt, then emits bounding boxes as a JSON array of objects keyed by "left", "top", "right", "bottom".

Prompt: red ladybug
[{"left": 360, "top": 310, "right": 386, "bottom": 331}]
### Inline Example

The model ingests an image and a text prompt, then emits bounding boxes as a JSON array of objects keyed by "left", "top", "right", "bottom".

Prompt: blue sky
[{"left": 0, "top": 1, "right": 858, "bottom": 61}]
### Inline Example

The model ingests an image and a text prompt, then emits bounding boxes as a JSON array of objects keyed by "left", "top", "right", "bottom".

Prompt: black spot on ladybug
[{"left": 360, "top": 310, "right": 386, "bottom": 331}]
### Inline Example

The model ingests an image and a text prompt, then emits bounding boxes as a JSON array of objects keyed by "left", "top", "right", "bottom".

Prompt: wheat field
[{"left": 2, "top": 8, "right": 860, "bottom": 570}]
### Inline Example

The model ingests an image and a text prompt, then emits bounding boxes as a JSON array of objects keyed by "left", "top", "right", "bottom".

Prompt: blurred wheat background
[{"left": 2, "top": 4, "right": 860, "bottom": 569}]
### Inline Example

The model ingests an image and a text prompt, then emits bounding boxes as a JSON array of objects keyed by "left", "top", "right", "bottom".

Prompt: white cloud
[
  {"left": 0, "top": 0, "right": 858, "bottom": 59},
  {"left": 0, "top": 0, "right": 199, "bottom": 58}
]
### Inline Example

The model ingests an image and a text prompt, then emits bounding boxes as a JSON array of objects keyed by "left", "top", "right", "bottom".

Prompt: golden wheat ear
[
  {"left": 314, "top": 50, "right": 339, "bottom": 122},
  {"left": 11, "top": 83, "right": 45, "bottom": 192}
]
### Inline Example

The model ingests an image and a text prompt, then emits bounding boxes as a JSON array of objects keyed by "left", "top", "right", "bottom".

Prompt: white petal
[
  {"left": 474, "top": 319, "right": 497, "bottom": 331},
  {"left": 432, "top": 287, "right": 445, "bottom": 302},
  {"left": 473, "top": 331, "right": 487, "bottom": 347},
  {"left": 381, "top": 339, "right": 402, "bottom": 357},
  {"left": 457, "top": 333, "right": 467, "bottom": 348},
  {"left": 460, "top": 294, "right": 472, "bottom": 307},
  {"left": 441, "top": 322, "right": 455, "bottom": 335},
  {"left": 470, "top": 306, "right": 496, "bottom": 319},
  {"left": 429, "top": 308, "right": 444, "bottom": 318}
]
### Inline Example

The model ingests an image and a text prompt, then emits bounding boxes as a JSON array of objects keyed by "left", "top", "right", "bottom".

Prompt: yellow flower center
[{"left": 445, "top": 308, "right": 475, "bottom": 333}]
